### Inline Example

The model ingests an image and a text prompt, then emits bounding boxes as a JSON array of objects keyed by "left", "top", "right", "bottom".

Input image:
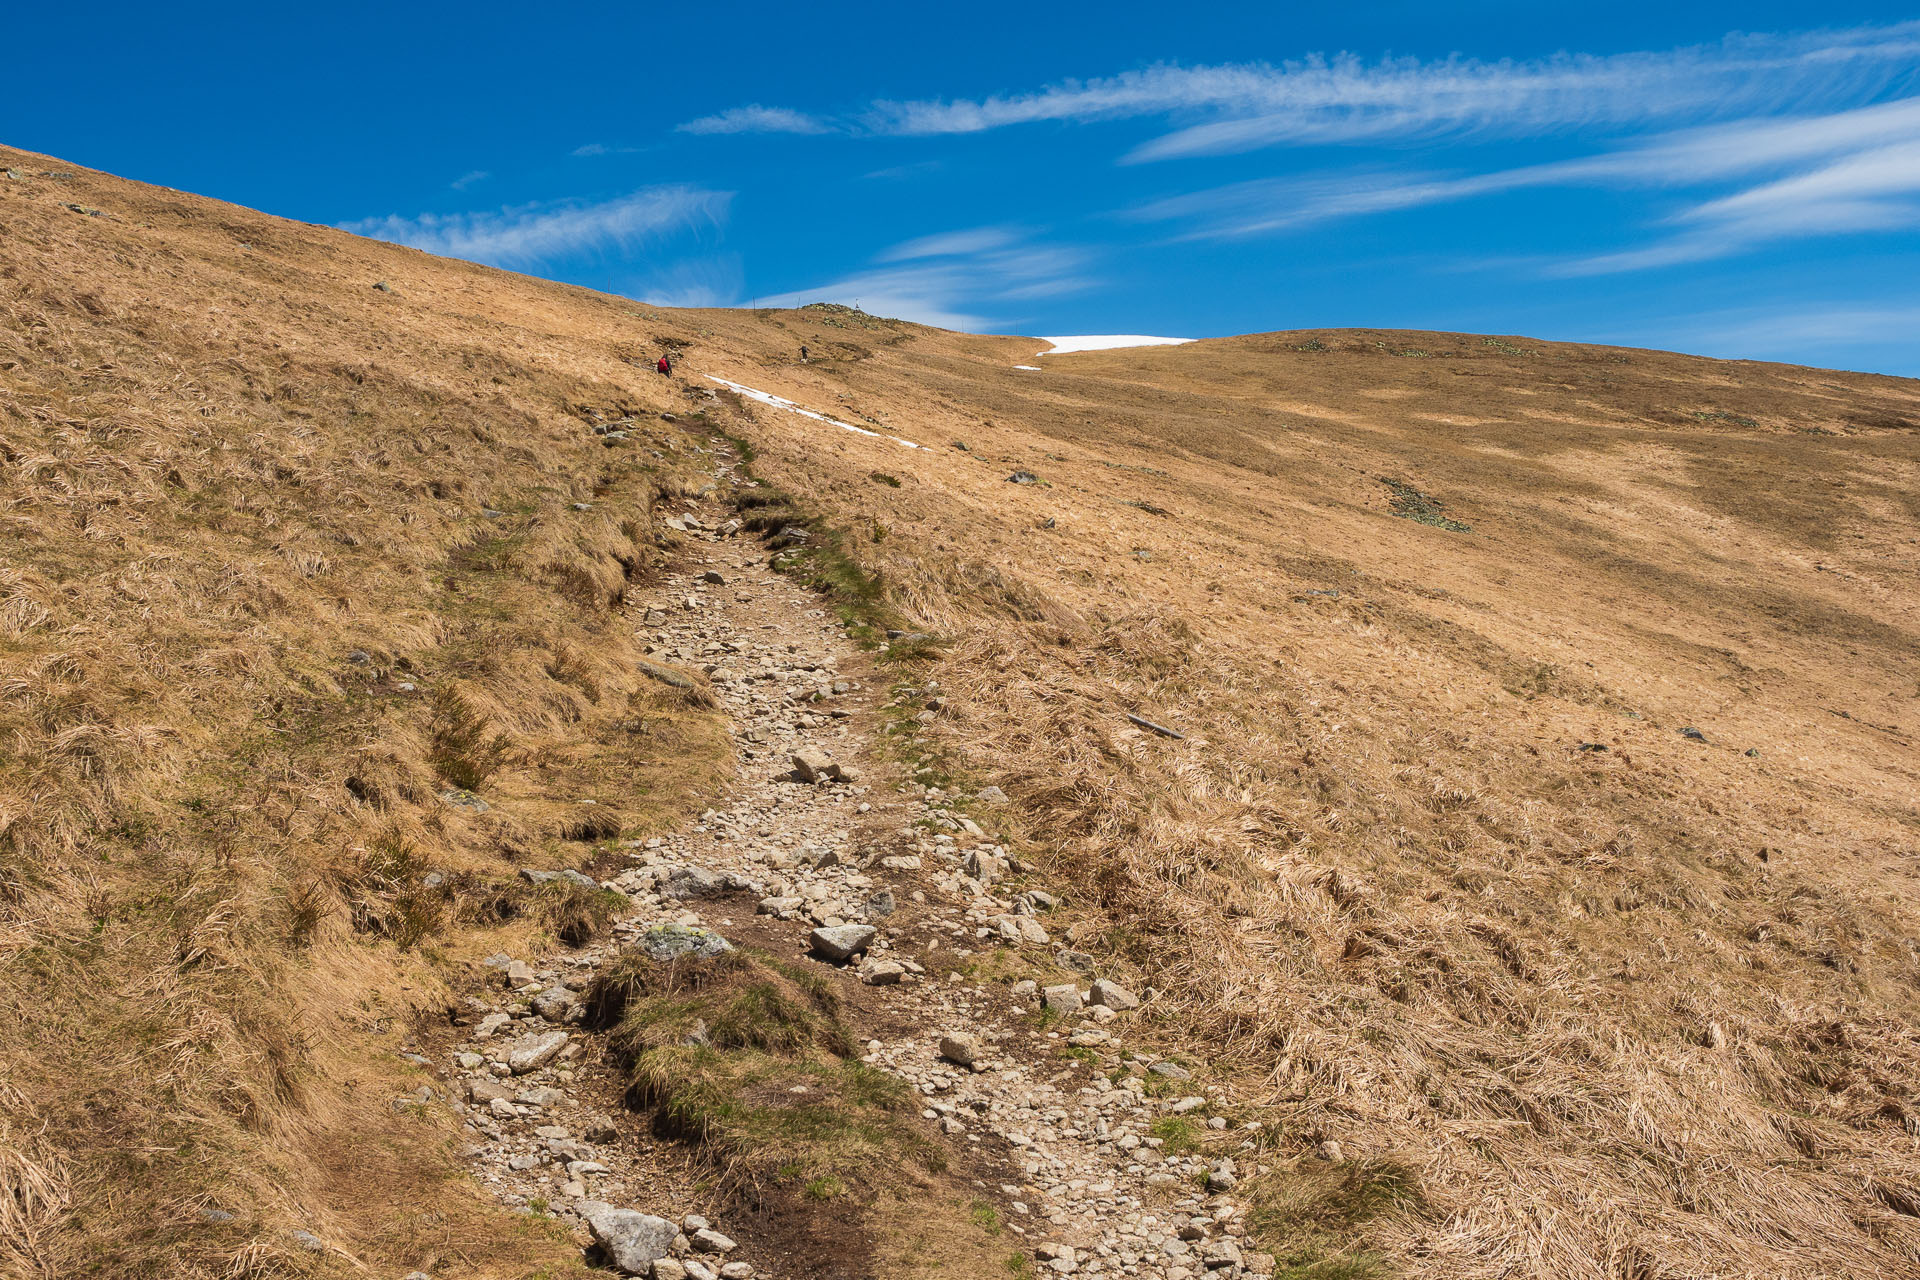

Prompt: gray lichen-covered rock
[
  {"left": 1042, "top": 983, "right": 1083, "bottom": 1015},
  {"left": 532, "top": 985, "right": 579, "bottom": 1023},
  {"left": 520, "top": 867, "right": 600, "bottom": 889},
  {"left": 1089, "top": 978, "right": 1139, "bottom": 1010},
  {"left": 636, "top": 923, "right": 734, "bottom": 962},
  {"left": 582, "top": 1204, "right": 678, "bottom": 1275}
]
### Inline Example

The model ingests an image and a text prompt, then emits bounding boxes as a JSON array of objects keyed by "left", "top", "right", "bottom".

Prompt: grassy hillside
[
  {"left": 4, "top": 142, "right": 1920, "bottom": 1280},
  {"left": 0, "top": 145, "right": 731, "bottom": 1278},
  {"left": 672, "top": 317, "right": 1920, "bottom": 1275}
]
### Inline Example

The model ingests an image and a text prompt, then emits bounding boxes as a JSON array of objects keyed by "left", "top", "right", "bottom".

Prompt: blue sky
[{"left": 10, "top": 4, "right": 1920, "bottom": 373}]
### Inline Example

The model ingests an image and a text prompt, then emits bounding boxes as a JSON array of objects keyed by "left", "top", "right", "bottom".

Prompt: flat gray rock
[
  {"left": 809, "top": 923, "right": 876, "bottom": 962},
  {"left": 636, "top": 923, "right": 734, "bottom": 962},
  {"left": 506, "top": 1030, "right": 568, "bottom": 1075},
  {"left": 638, "top": 660, "right": 694, "bottom": 689}
]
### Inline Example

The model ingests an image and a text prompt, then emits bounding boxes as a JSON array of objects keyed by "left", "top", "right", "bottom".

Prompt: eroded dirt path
[{"left": 435, "top": 444, "right": 1273, "bottom": 1280}]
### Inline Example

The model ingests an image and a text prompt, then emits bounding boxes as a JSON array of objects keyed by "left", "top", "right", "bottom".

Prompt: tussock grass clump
[
  {"left": 585, "top": 949, "right": 938, "bottom": 1192},
  {"left": 1245, "top": 1161, "right": 1423, "bottom": 1279},
  {"left": 532, "top": 880, "right": 625, "bottom": 947}
]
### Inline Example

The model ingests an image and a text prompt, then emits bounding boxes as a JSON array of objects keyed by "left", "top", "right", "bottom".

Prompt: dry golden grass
[
  {"left": 7, "top": 141, "right": 1920, "bottom": 1280},
  {"left": 672, "top": 314, "right": 1920, "bottom": 1276},
  {"left": 0, "top": 144, "right": 731, "bottom": 1277}
]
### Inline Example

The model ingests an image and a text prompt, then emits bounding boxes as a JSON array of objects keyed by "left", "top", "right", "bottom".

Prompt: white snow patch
[
  {"left": 1013, "top": 365, "right": 1042, "bottom": 371},
  {"left": 706, "top": 376, "right": 923, "bottom": 450},
  {"left": 1038, "top": 335, "right": 1194, "bottom": 356}
]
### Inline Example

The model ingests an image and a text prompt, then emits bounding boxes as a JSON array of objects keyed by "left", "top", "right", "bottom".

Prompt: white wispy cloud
[
  {"left": 677, "top": 23, "right": 1920, "bottom": 157},
  {"left": 637, "top": 255, "right": 746, "bottom": 309},
  {"left": 1131, "top": 96, "right": 1920, "bottom": 272},
  {"left": 757, "top": 230, "right": 1090, "bottom": 330},
  {"left": 340, "top": 186, "right": 731, "bottom": 268},
  {"left": 450, "top": 170, "right": 490, "bottom": 191},
  {"left": 678, "top": 104, "right": 829, "bottom": 136},
  {"left": 572, "top": 142, "right": 640, "bottom": 157},
  {"left": 877, "top": 227, "right": 1022, "bottom": 262},
  {"left": 1644, "top": 304, "right": 1920, "bottom": 369}
]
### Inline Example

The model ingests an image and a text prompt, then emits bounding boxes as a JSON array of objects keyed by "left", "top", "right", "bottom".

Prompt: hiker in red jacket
[{"left": 656, "top": 353, "right": 672, "bottom": 376}]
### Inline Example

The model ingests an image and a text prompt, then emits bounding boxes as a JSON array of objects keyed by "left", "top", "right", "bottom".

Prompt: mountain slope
[
  {"left": 668, "top": 320, "right": 1920, "bottom": 1276},
  {"left": 4, "top": 143, "right": 1920, "bottom": 1280}
]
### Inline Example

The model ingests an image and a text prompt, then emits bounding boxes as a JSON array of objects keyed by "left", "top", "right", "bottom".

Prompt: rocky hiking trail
[{"left": 422, "top": 442, "right": 1277, "bottom": 1280}]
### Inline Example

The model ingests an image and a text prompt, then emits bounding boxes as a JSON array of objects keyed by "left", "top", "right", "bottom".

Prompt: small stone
[
  {"left": 1042, "top": 983, "right": 1083, "bottom": 1016},
  {"left": 467, "top": 1079, "right": 514, "bottom": 1103},
  {"left": 1204, "top": 1239, "right": 1244, "bottom": 1268},
  {"left": 701, "top": 570, "right": 726, "bottom": 585},
  {"left": 791, "top": 747, "right": 841, "bottom": 782},
  {"left": 288, "top": 1230, "right": 325, "bottom": 1253},
  {"left": 1089, "top": 979, "right": 1139, "bottom": 1010},
  {"left": 939, "top": 1033, "right": 982, "bottom": 1067},
  {"left": 692, "top": 1228, "right": 737, "bottom": 1254},
  {"left": 810, "top": 924, "right": 876, "bottom": 963},
  {"left": 652, "top": 1263, "right": 688, "bottom": 1280},
  {"left": 506, "top": 1031, "right": 569, "bottom": 1075},
  {"left": 860, "top": 958, "right": 906, "bottom": 986},
  {"left": 1149, "top": 1061, "right": 1192, "bottom": 1081},
  {"left": 720, "top": 1264, "right": 755, "bottom": 1280}
]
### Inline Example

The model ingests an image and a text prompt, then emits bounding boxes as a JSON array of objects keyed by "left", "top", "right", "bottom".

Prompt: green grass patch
[
  {"left": 1379, "top": 479, "right": 1470, "bottom": 533},
  {"left": 1149, "top": 1114, "right": 1205, "bottom": 1153},
  {"left": 1246, "top": 1159, "right": 1424, "bottom": 1280}
]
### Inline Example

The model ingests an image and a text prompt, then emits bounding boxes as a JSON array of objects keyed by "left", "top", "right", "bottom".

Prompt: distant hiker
[
  {"left": 800, "top": 345, "right": 809, "bottom": 362},
  {"left": 656, "top": 353, "right": 672, "bottom": 376}
]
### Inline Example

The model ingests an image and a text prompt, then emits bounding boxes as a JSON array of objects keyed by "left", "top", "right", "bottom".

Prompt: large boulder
[{"left": 581, "top": 1204, "right": 678, "bottom": 1275}]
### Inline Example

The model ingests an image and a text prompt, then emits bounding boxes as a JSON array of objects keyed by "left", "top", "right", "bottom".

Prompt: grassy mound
[{"left": 586, "top": 949, "right": 941, "bottom": 1195}]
